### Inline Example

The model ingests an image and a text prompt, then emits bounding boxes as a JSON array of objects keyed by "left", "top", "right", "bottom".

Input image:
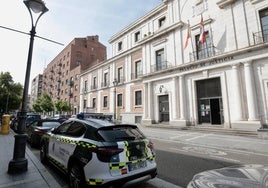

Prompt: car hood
[{"left": 187, "top": 164, "right": 268, "bottom": 188}]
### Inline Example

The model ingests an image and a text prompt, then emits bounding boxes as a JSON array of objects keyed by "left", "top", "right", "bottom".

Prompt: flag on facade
[
  {"left": 199, "top": 15, "right": 206, "bottom": 44},
  {"left": 184, "top": 23, "right": 191, "bottom": 49}
]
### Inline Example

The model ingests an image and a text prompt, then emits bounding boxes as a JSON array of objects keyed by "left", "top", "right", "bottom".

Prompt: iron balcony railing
[
  {"left": 150, "top": 61, "right": 172, "bottom": 73},
  {"left": 131, "top": 70, "right": 143, "bottom": 80},
  {"left": 253, "top": 30, "right": 268, "bottom": 45},
  {"left": 91, "top": 85, "right": 97, "bottom": 90},
  {"left": 67, "top": 80, "right": 74, "bottom": 86},
  {"left": 101, "top": 81, "right": 110, "bottom": 87},
  {"left": 189, "top": 46, "right": 218, "bottom": 62}
]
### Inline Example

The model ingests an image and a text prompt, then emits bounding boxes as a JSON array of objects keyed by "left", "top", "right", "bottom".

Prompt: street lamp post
[
  {"left": 113, "top": 79, "right": 118, "bottom": 120},
  {"left": 8, "top": 0, "right": 48, "bottom": 174}
]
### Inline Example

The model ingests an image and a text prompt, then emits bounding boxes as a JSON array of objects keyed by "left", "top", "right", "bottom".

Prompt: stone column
[
  {"left": 232, "top": 64, "right": 243, "bottom": 121},
  {"left": 179, "top": 75, "right": 185, "bottom": 120},
  {"left": 243, "top": 61, "right": 258, "bottom": 120},
  {"left": 143, "top": 83, "right": 148, "bottom": 119},
  {"left": 172, "top": 77, "right": 179, "bottom": 119},
  {"left": 148, "top": 82, "right": 153, "bottom": 120}
]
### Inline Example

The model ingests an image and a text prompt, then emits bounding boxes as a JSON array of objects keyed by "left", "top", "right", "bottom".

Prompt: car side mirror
[{"left": 51, "top": 128, "right": 57, "bottom": 134}]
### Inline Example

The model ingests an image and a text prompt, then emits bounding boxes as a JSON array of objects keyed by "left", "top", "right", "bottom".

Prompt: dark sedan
[{"left": 26, "top": 119, "right": 61, "bottom": 147}]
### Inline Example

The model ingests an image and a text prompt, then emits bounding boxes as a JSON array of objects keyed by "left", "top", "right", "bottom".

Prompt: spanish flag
[{"left": 184, "top": 23, "right": 191, "bottom": 49}]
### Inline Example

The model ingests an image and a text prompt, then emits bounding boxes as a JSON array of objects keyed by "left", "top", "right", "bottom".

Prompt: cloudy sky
[{"left": 0, "top": 0, "right": 162, "bottom": 85}]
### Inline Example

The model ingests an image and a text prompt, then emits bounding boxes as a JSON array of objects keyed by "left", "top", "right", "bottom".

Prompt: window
[
  {"left": 135, "top": 60, "right": 142, "bottom": 78},
  {"left": 92, "top": 98, "right": 96, "bottom": 108},
  {"left": 260, "top": 8, "right": 268, "bottom": 42},
  {"left": 159, "top": 17, "right": 166, "bottom": 28},
  {"left": 156, "top": 49, "right": 165, "bottom": 71},
  {"left": 135, "top": 31, "right": 141, "bottom": 42},
  {"left": 84, "top": 80, "right": 88, "bottom": 92},
  {"left": 104, "top": 72, "right": 108, "bottom": 86},
  {"left": 195, "top": 31, "right": 212, "bottom": 60},
  {"left": 83, "top": 99, "right": 87, "bottom": 109},
  {"left": 103, "top": 96, "right": 108, "bottom": 108},
  {"left": 135, "top": 90, "right": 142, "bottom": 106},
  {"left": 118, "top": 67, "right": 123, "bottom": 83},
  {"left": 93, "top": 77, "right": 97, "bottom": 89},
  {"left": 117, "top": 94, "right": 123, "bottom": 107},
  {"left": 118, "top": 41, "right": 123, "bottom": 51}
]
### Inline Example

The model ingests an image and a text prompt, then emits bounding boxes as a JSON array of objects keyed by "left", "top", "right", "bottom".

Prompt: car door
[
  {"left": 48, "top": 121, "right": 71, "bottom": 166},
  {"left": 58, "top": 121, "right": 87, "bottom": 168}
]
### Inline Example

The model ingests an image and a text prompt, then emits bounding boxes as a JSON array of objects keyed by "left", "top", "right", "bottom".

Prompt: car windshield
[
  {"left": 42, "top": 122, "right": 61, "bottom": 128},
  {"left": 97, "top": 125, "right": 146, "bottom": 142}
]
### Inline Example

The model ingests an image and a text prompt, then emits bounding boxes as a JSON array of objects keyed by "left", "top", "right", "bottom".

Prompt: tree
[
  {"left": 32, "top": 92, "right": 54, "bottom": 113},
  {"left": 0, "top": 72, "right": 23, "bottom": 114},
  {"left": 54, "top": 100, "right": 72, "bottom": 114},
  {"left": 32, "top": 98, "right": 42, "bottom": 113}
]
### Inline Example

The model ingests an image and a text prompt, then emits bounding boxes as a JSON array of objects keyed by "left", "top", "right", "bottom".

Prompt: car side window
[
  {"left": 55, "top": 121, "right": 72, "bottom": 134},
  {"left": 65, "top": 122, "right": 86, "bottom": 137},
  {"left": 32, "top": 122, "right": 38, "bottom": 127}
]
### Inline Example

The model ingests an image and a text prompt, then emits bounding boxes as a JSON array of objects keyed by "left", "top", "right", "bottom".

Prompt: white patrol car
[{"left": 40, "top": 117, "right": 157, "bottom": 188}]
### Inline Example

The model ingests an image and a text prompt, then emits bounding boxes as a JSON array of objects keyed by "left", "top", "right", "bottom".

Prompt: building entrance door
[
  {"left": 159, "top": 95, "right": 169, "bottom": 122},
  {"left": 196, "top": 77, "right": 223, "bottom": 125},
  {"left": 198, "top": 98, "right": 222, "bottom": 124}
]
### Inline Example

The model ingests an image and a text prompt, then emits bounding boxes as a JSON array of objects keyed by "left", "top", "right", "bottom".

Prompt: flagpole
[
  {"left": 209, "top": 15, "right": 215, "bottom": 56},
  {"left": 188, "top": 20, "right": 195, "bottom": 61}
]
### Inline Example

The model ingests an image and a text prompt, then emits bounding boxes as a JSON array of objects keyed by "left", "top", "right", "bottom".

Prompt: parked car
[
  {"left": 40, "top": 117, "right": 157, "bottom": 188},
  {"left": 11, "top": 113, "right": 41, "bottom": 132},
  {"left": 187, "top": 164, "right": 268, "bottom": 188},
  {"left": 26, "top": 119, "right": 61, "bottom": 147},
  {"left": 53, "top": 114, "right": 68, "bottom": 123}
]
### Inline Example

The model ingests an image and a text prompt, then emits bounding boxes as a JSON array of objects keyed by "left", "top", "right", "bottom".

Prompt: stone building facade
[{"left": 80, "top": 0, "right": 268, "bottom": 131}]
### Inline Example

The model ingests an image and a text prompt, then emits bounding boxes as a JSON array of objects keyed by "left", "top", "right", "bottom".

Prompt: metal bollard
[{"left": 1, "top": 115, "right": 10, "bottom": 134}]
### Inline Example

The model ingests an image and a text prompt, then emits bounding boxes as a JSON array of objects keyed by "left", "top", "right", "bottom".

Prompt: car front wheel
[
  {"left": 40, "top": 142, "right": 48, "bottom": 164},
  {"left": 69, "top": 163, "right": 86, "bottom": 188}
]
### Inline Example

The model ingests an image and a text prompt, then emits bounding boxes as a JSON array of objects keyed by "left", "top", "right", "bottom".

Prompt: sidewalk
[{"left": 0, "top": 131, "right": 61, "bottom": 188}]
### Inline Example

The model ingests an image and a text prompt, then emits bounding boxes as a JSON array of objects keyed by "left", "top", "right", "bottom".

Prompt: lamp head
[
  {"left": 113, "top": 78, "right": 118, "bottom": 86},
  {"left": 24, "top": 0, "right": 48, "bottom": 14}
]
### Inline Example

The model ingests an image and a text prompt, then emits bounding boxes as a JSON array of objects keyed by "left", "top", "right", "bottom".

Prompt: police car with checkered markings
[{"left": 40, "top": 117, "right": 157, "bottom": 188}]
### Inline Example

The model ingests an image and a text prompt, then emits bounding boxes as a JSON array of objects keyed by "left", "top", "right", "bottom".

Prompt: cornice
[
  {"left": 109, "top": 3, "right": 167, "bottom": 43},
  {"left": 216, "top": 0, "right": 237, "bottom": 9},
  {"left": 250, "top": 0, "right": 265, "bottom": 4}
]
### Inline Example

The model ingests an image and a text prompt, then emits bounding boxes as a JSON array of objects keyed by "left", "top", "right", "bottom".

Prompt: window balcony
[
  {"left": 253, "top": 29, "right": 268, "bottom": 45},
  {"left": 117, "top": 76, "right": 125, "bottom": 84},
  {"left": 68, "top": 91, "right": 73, "bottom": 97},
  {"left": 189, "top": 46, "right": 218, "bottom": 62},
  {"left": 150, "top": 61, "right": 172, "bottom": 73},
  {"left": 91, "top": 85, "right": 97, "bottom": 90},
  {"left": 101, "top": 82, "right": 110, "bottom": 87},
  {"left": 67, "top": 80, "right": 74, "bottom": 86},
  {"left": 131, "top": 71, "right": 143, "bottom": 80},
  {"left": 82, "top": 88, "right": 88, "bottom": 93}
]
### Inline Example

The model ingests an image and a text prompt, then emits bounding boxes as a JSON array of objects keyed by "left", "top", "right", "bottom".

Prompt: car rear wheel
[
  {"left": 69, "top": 163, "right": 86, "bottom": 188},
  {"left": 29, "top": 135, "right": 36, "bottom": 148},
  {"left": 40, "top": 142, "right": 48, "bottom": 164}
]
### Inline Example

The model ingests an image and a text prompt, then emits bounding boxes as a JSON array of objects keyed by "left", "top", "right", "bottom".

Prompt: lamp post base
[{"left": 8, "top": 134, "right": 28, "bottom": 174}]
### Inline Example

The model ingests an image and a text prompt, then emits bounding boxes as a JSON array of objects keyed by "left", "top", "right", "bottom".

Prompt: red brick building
[{"left": 42, "top": 36, "right": 106, "bottom": 114}]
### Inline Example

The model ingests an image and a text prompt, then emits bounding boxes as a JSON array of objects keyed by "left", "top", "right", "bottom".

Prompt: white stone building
[{"left": 80, "top": 0, "right": 268, "bottom": 131}]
